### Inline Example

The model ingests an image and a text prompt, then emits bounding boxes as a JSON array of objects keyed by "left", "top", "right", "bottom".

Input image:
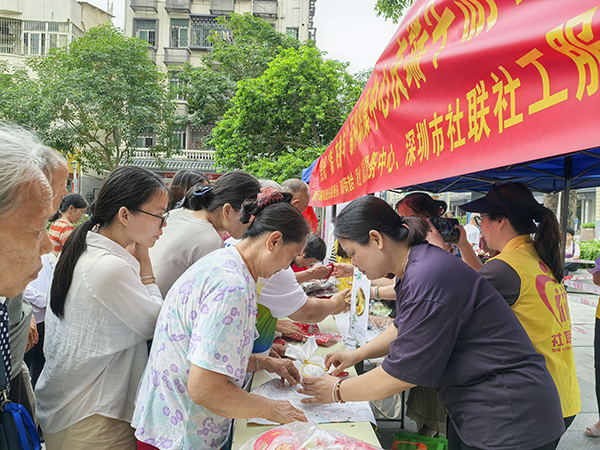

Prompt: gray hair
[
  {"left": 281, "top": 178, "right": 309, "bottom": 197},
  {"left": 36, "top": 145, "right": 68, "bottom": 184},
  {"left": 259, "top": 179, "right": 283, "bottom": 191},
  {"left": 0, "top": 124, "right": 49, "bottom": 219}
]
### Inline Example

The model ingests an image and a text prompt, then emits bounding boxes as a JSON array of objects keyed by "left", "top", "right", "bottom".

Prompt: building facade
[
  {"left": 0, "top": 0, "right": 113, "bottom": 65},
  {"left": 123, "top": 0, "right": 316, "bottom": 180}
]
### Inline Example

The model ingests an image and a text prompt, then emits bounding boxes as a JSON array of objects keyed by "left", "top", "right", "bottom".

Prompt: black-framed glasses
[{"left": 137, "top": 209, "right": 169, "bottom": 228}]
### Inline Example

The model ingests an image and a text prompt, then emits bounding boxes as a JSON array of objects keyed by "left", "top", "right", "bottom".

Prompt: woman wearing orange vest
[{"left": 460, "top": 182, "right": 580, "bottom": 434}]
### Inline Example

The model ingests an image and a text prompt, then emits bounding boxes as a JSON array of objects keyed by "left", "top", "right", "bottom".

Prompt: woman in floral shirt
[{"left": 133, "top": 188, "right": 310, "bottom": 450}]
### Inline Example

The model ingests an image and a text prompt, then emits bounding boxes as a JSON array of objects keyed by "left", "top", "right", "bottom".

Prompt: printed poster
[{"left": 349, "top": 268, "right": 371, "bottom": 346}]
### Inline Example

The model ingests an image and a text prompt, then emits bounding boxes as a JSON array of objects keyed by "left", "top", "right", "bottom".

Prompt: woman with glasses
[
  {"left": 36, "top": 166, "right": 169, "bottom": 450},
  {"left": 150, "top": 171, "right": 261, "bottom": 297},
  {"left": 299, "top": 195, "right": 565, "bottom": 450},
  {"left": 460, "top": 182, "right": 580, "bottom": 435}
]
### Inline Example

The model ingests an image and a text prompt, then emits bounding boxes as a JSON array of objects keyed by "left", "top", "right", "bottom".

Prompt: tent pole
[{"left": 560, "top": 156, "right": 573, "bottom": 258}]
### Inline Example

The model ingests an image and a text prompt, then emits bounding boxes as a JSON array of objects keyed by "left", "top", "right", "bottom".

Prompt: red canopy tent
[{"left": 308, "top": 0, "right": 600, "bottom": 208}]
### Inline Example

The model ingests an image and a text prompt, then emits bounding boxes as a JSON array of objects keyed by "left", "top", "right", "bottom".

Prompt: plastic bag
[
  {"left": 285, "top": 337, "right": 327, "bottom": 377},
  {"left": 239, "top": 422, "right": 383, "bottom": 450}
]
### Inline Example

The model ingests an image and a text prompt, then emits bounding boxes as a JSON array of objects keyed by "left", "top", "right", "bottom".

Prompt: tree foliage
[
  {"left": 1, "top": 23, "right": 179, "bottom": 172},
  {"left": 177, "top": 13, "right": 300, "bottom": 127},
  {"left": 211, "top": 46, "right": 364, "bottom": 174},
  {"left": 374, "top": 0, "right": 414, "bottom": 23}
]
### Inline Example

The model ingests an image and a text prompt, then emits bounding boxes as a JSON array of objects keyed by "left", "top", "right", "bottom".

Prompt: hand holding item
[
  {"left": 276, "top": 320, "right": 304, "bottom": 337},
  {"left": 330, "top": 288, "right": 351, "bottom": 314},
  {"left": 325, "top": 349, "right": 361, "bottom": 376},
  {"left": 331, "top": 263, "right": 354, "bottom": 278},
  {"left": 297, "top": 375, "right": 338, "bottom": 404},
  {"left": 307, "top": 263, "right": 334, "bottom": 280},
  {"left": 265, "top": 400, "right": 308, "bottom": 424},
  {"left": 269, "top": 343, "right": 287, "bottom": 358},
  {"left": 261, "top": 356, "right": 302, "bottom": 386}
]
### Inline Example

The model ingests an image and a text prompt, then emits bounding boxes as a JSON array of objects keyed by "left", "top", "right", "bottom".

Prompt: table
[{"left": 231, "top": 316, "right": 382, "bottom": 449}]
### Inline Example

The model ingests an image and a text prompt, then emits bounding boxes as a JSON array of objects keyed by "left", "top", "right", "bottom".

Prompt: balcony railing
[
  {"left": 210, "top": 0, "right": 235, "bottom": 15},
  {"left": 253, "top": 0, "right": 277, "bottom": 18},
  {"left": 130, "top": 0, "right": 158, "bottom": 12},
  {"left": 134, "top": 150, "right": 216, "bottom": 161},
  {"left": 163, "top": 47, "right": 191, "bottom": 65},
  {"left": 165, "top": 0, "right": 191, "bottom": 13}
]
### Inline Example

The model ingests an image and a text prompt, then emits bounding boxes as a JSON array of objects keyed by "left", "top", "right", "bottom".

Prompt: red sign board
[{"left": 309, "top": 0, "right": 600, "bottom": 206}]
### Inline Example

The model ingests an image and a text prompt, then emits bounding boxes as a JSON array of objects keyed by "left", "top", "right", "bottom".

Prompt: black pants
[
  {"left": 447, "top": 418, "right": 565, "bottom": 450},
  {"left": 564, "top": 262, "right": 580, "bottom": 275},
  {"left": 24, "top": 321, "right": 45, "bottom": 389}
]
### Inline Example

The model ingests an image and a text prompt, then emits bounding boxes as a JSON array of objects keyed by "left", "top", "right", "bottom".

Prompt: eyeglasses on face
[{"left": 137, "top": 209, "right": 169, "bottom": 228}]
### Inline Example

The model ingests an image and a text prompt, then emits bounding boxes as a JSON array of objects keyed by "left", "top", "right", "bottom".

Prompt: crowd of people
[{"left": 0, "top": 122, "right": 595, "bottom": 450}]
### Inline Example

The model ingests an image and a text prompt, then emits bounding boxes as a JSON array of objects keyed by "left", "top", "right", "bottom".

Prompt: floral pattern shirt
[{"left": 132, "top": 247, "right": 257, "bottom": 449}]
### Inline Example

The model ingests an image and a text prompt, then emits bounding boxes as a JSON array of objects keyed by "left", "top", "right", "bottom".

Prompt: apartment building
[
  {"left": 123, "top": 0, "right": 316, "bottom": 181},
  {"left": 0, "top": 0, "right": 113, "bottom": 66}
]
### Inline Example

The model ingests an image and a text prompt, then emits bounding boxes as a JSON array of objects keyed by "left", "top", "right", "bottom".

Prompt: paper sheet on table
[{"left": 248, "top": 378, "right": 376, "bottom": 425}]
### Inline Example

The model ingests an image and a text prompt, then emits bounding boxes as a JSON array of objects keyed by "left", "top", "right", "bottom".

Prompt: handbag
[{"left": 0, "top": 363, "right": 41, "bottom": 450}]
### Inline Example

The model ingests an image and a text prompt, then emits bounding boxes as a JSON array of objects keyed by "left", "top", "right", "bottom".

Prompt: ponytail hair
[
  {"left": 395, "top": 192, "right": 447, "bottom": 218},
  {"left": 167, "top": 169, "right": 209, "bottom": 210},
  {"left": 335, "top": 196, "right": 429, "bottom": 247},
  {"left": 240, "top": 188, "right": 310, "bottom": 244},
  {"left": 180, "top": 171, "right": 260, "bottom": 212},
  {"left": 488, "top": 182, "right": 563, "bottom": 282},
  {"left": 49, "top": 193, "right": 88, "bottom": 222},
  {"left": 50, "top": 166, "right": 166, "bottom": 319}
]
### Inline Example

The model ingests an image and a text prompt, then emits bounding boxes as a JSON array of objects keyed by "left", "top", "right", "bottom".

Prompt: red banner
[{"left": 309, "top": 0, "right": 600, "bottom": 206}]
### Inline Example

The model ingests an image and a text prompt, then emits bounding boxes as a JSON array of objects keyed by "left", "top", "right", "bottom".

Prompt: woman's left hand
[
  {"left": 297, "top": 375, "right": 338, "bottom": 404},
  {"left": 261, "top": 356, "right": 302, "bottom": 386}
]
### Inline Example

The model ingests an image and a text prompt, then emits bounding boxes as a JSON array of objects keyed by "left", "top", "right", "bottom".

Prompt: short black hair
[{"left": 304, "top": 234, "right": 326, "bottom": 261}]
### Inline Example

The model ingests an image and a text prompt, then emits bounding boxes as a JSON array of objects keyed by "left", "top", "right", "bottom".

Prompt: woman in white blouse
[{"left": 36, "top": 166, "right": 169, "bottom": 450}]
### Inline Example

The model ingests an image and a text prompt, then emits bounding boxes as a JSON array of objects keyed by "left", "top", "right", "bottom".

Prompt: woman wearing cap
[
  {"left": 586, "top": 259, "right": 600, "bottom": 437},
  {"left": 132, "top": 188, "right": 310, "bottom": 450},
  {"left": 299, "top": 195, "right": 565, "bottom": 450},
  {"left": 459, "top": 182, "right": 580, "bottom": 432}
]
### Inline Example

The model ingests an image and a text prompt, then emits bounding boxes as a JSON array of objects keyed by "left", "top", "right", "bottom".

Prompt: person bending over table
[
  {"left": 133, "top": 188, "right": 309, "bottom": 450},
  {"left": 298, "top": 196, "right": 565, "bottom": 450}
]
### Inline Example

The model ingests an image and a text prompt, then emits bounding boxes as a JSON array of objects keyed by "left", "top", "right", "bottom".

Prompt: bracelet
[
  {"left": 375, "top": 286, "right": 380, "bottom": 300},
  {"left": 254, "top": 353, "right": 260, "bottom": 371},
  {"left": 334, "top": 378, "right": 345, "bottom": 403},
  {"left": 141, "top": 276, "right": 155, "bottom": 281},
  {"left": 331, "top": 380, "right": 338, "bottom": 403}
]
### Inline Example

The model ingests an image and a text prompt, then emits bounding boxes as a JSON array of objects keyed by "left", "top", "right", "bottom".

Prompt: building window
[
  {"left": 174, "top": 129, "right": 187, "bottom": 150},
  {"left": 190, "top": 16, "right": 225, "bottom": 49},
  {"left": 0, "top": 18, "right": 23, "bottom": 55},
  {"left": 170, "top": 19, "right": 189, "bottom": 48},
  {"left": 23, "top": 21, "right": 69, "bottom": 55},
  {"left": 169, "top": 71, "right": 185, "bottom": 101},
  {"left": 134, "top": 19, "right": 157, "bottom": 47},
  {"left": 286, "top": 27, "right": 299, "bottom": 40},
  {"left": 136, "top": 133, "right": 154, "bottom": 148}
]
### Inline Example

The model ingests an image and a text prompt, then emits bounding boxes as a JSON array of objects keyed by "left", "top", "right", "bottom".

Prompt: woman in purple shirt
[{"left": 299, "top": 196, "right": 565, "bottom": 450}]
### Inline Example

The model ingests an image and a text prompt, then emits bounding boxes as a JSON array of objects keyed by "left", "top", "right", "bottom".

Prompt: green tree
[
  {"left": 374, "top": 0, "right": 414, "bottom": 22},
  {"left": 23, "top": 23, "right": 180, "bottom": 172},
  {"left": 177, "top": 13, "right": 300, "bottom": 127},
  {"left": 211, "top": 45, "right": 364, "bottom": 176}
]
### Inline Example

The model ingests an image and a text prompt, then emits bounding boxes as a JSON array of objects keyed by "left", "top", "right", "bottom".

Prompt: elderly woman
[
  {"left": 299, "top": 195, "right": 565, "bottom": 450},
  {"left": 133, "top": 188, "right": 310, "bottom": 450}
]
